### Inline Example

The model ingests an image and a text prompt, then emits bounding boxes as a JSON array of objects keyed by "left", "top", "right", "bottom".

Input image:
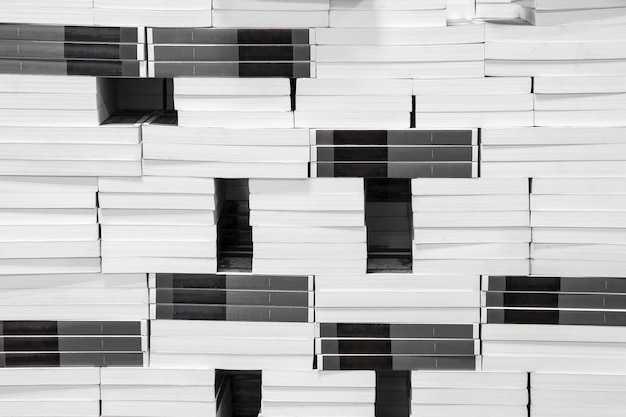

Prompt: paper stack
[
  {"left": 93, "top": 0, "right": 212, "bottom": 27},
  {"left": 531, "top": 178, "right": 626, "bottom": 277},
  {"left": 249, "top": 178, "right": 367, "bottom": 275},
  {"left": 174, "top": 78, "right": 293, "bottom": 128},
  {"left": 476, "top": 0, "right": 521, "bottom": 19},
  {"left": 212, "top": 0, "right": 329, "bottom": 28},
  {"left": 99, "top": 176, "right": 218, "bottom": 273},
  {"left": 329, "top": 0, "right": 447, "bottom": 28},
  {"left": 447, "top": 0, "right": 476, "bottom": 21},
  {"left": 0, "top": 0, "right": 95, "bottom": 26},
  {"left": 413, "top": 77, "right": 534, "bottom": 128},
  {"left": 517, "top": 0, "right": 626, "bottom": 26},
  {"left": 259, "top": 370, "right": 376, "bottom": 417},
  {"left": 410, "top": 371, "right": 528, "bottom": 417},
  {"left": 412, "top": 178, "right": 531, "bottom": 275}
]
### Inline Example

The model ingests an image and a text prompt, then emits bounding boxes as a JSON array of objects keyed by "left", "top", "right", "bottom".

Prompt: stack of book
[
  {"left": 413, "top": 77, "right": 534, "bottom": 128},
  {"left": 0, "top": 0, "right": 95, "bottom": 26},
  {"left": 410, "top": 371, "right": 529, "bottom": 417},
  {"left": 314, "top": 24, "right": 484, "bottom": 79},
  {"left": 259, "top": 370, "right": 376, "bottom": 417},
  {"left": 447, "top": 0, "right": 476, "bottom": 21},
  {"left": 98, "top": 176, "right": 218, "bottom": 273},
  {"left": 93, "top": 0, "right": 212, "bottom": 27},
  {"left": 212, "top": 0, "right": 329, "bottom": 28},
  {"left": 174, "top": 78, "right": 293, "bottom": 128},
  {"left": 316, "top": 323, "right": 480, "bottom": 371},
  {"left": 0, "top": 176, "right": 99, "bottom": 275},
  {"left": 534, "top": 76, "right": 626, "bottom": 127},
  {"left": 476, "top": 0, "right": 520, "bottom": 19},
  {"left": 315, "top": 274, "right": 481, "bottom": 324},
  {"left": 485, "top": 22, "right": 626, "bottom": 76},
  {"left": 249, "top": 178, "right": 367, "bottom": 275},
  {"left": 517, "top": 0, "right": 626, "bottom": 26},
  {"left": 329, "top": 0, "right": 447, "bottom": 28},
  {"left": 149, "top": 320, "right": 315, "bottom": 370},
  {"left": 101, "top": 368, "right": 216, "bottom": 417},
  {"left": 530, "top": 178, "right": 626, "bottom": 277},
  {"left": 142, "top": 125, "right": 310, "bottom": 179},
  {"left": 295, "top": 79, "right": 411, "bottom": 128},
  {"left": 482, "top": 275, "right": 626, "bottom": 372},
  {"left": 147, "top": 28, "right": 314, "bottom": 78},
  {"left": 481, "top": 127, "right": 626, "bottom": 178},
  {"left": 412, "top": 178, "right": 531, "bottom": 275},
  {"left": 0, "top": 368, "right": 100, "bottom": 417}
]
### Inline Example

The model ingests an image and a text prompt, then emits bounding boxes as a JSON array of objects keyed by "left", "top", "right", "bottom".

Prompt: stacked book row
[{"left": 518, "top": 0, "right": 626, "bottom": 26}]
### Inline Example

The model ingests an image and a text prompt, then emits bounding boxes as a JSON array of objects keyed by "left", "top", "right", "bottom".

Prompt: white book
[
  {"left": 250, "top": 211, "right": 364, "bottom": 227},
  {"left": 0, "top": 74, "right": 97, "bottom": 94},
  {"left": 481, "top": 161, "right": 626, "bottom": 178},
  {"left": 101, "top": 401, "right": 216, "bottom": 417},
  {"left": 213, "top": 0, "right": 329, "bottom": 10},
  {"left": 531, "top": 243, "right": 626, "bottom": 262},
  {"left": 102, "top": 241, "right": 216, "bottom": 258},
  {"left": 315, "top": 291, "right": 478, "bottom": 308},
  {"left": 250, "top": 194, "right": 364, "bottom": 211},
  {"left": 0, "top": 273, "right": 145, "bottom": 289},
  {"left": 253, "top": 258, "right": 366, "bottom": 275},
  {"left": 413, "top": 77, "right": 531, "bottom": 95},
  {"left": 297, "top": 78, "right": 412, "bottom": 96},
  {"left": 535, "top": 93, "right": 626, "bottom": 111},
  {"left": 253, "top": 226, "right": 366, "bottom": 243},
  {"left": 178, "top": 111, "right": 294, "bottom": 128},
  {"left": 531, "top": 194, "right": 626, "bottom": 211},
  {"left": 482, "top": 144, "right": 626, "bottom": 161},
  {"left": 0, "top": 225, "right": 98, "bottom": 242},
  {"left": 413, "top": 195, "right": 529, "bottom": 211},
  {"left": 152, "top": 319, "right": 315, "bottom": 338},
  {"left": 410, "top": 405, "right": 527, "bottom": 417},
  {"left": 482, "top": 323, "right": 626, "bottom": 342},
  {"left": 142, "top": 126, "right": 310, "bottom": 146},
  {"left": 98, "top": 176, "right": 215, "bottom": 194},
  {"left": 0, "top": 241, "right": 99, "bottom": 259},
  {"left": 414, "top": 227, "right": 531, "bottom": 243},
  {"left": 255, "top": 242, "right": 365, "bottom": 259},
  {"left": 315, "top": 44, "right": 483, "bottom": 63},
  {"left": 212, "top": 11, "right": 329, "bottom": 28},
  {"left": 330, "top": 0, "right": 445, "bottom": 10},
  {"left": 149, "top": 352, "right": 313, "bottom": 371},
  {"left": 315, "top": 25, "right": 484, "bottom": 45},
  {"left": 0, "top": 305, "right": 147, "bottom": 320},
  {"left": 144, "top": 143, "right": 309, "bottom": 163},
  {"left": 262, "top": 386, "right": 374, "bottom": 403},
  {"left": 329, "top": 10, "right": 446, "bottom": 28},
  {"left": 536, "top": 110, "right": 626, "bottom": 127},
  {"left": 175, "top": 78, "right": 289, "bottom": 96},
  {"left": 151, "top": 336, "right": 311, "bottom": 355},
  {"left": 520, "top": 6, "right": 626, "bottom": 26},
  {"left": 413, "top": 211, "right": 530, "bottom": 228},
  {"left": 94, "top": 9, "right": 213, "bottom": 27},
  {"left": 531, "top": 259, "right": 626, "bottom": 277},
  {"left": 411, "top": 388, "right": 528, "bottom": 405},
  {"left": 415, "top": 95, "right": 533, "bottom": 112},
  {"left": 295, "top": 112, "right": 409, "bottom": 129},
  {"left": 101, "top": 225, "right": 216, "bottom": 241},
  {"left": 101, "top": 368, "right": 215, "bottom": 385},
  {"left": 483, "top": 341, "right": 626, "bottom": 357},
  {"left": 0, "top": 160, "right": 141, "bottom": 176},
  {"left": 0, "top": 93, "right": 99, "bottom": 110},
  {"left": 315, "top": 61, "right": 485, "bottom": 79},
  {"left": 483, "top": 356, "right": 626, "bottom": 373},
  {"left": 530, "top": 406, "right": 626, "bottom": 417},
  {"left": 260, "top": 402, "right": 374, "bottom": 417},
  {"left": 484, "top": 21, "right": 626, "bottom": 42},
  {"left": 486, "top": 42, "right": 626, "bottom": 60},
  {"left": 101, "top": 385, "right": 214, "bottom": 401},
  {"left": 315, "top": 307, "right": 480, "bottom": 324},
  {"left": 482, "top": 127, "right": 626, "bottom": 145},
  {"left": 414, "top": 243, "right": 529, "bottom": 260},
  {"left": 250, "top": 178, "right": 363, "bottom": 194},
  {"left": 0, "top": 176, "right": 96, "bottom": 192},
  {"left": 531, "top": 372, "right": 626, "bottom": 390},
  {"left": 94, "top": 0, "right": 211, "bottom": 9},
  {"left": 534, "top": 76, "right": 626, "bottom": 93},
  {"left": 485, "top": 59, "right": 626, "bottom": 77},
  {"left": 142, "top": 160, "right": 308, "bottom": 179},
  {"left": 263, "top": 370, "right": 375, "bottom": 387},
  {"left": 532, "top": 178, "right": 626, "bottom": 194},
  {"left": 413, "top": 259, "right": 530, "bottom": 275},
  {"left": 532, "top": 227, "right": 626, "bottom": 244},
  {"left": 98, "top": 193, "right": 216, "bottom": 210},
  {"left": 0, "top": 401, "right": 99, "bottom": 417},
  {"left": 296, "top": 96, "right": 411, "bottom": 112},
  {"left": 517, "top": 0, "right": 626, "bottom": 10},
  {"left": 413, "top": 178, "right": 528, "bottom": 195},
  {"left": 0, "top": 258, "right": 100, "bottom": 275},
  {"left": 99, "top": 209, "right": 216, "bottom": 226},
  {"left": 315, "top": 274, "right": 479, "bottom": 291},
  {"left": 0, "top": 368, "right": 99, "bottom": 385},
  {"left": 411, "top": 371, "right": 527, "bottom": 389},
  {"left": 102, "top": 257, "right": 217, "bottom": 274},
  {"left": 174, "top": 96, "right": 291, "bottom": 112},
  {"left": 0, "top": 385, "right": 100, "bottom": 400},
  {"left": 476, "top": 3, "right": 521, "bottom": 19},
  {"left": 414, "top": 111, "right": 534, "bottom": 128}
]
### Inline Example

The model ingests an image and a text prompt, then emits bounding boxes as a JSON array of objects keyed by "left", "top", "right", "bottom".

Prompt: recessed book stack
[
  {"left": 0, "top": 0, "right": 95, "bottom": 26},
  {"left": 101, "top": 368, "right": 216, "bottom": 417},
  {"left": 314, "top": 24, "right": 484, "bottom": 79},
  {"left": 0, "top": 177, "right": 99, "bottom": 275},
  {"left": 482, "top": 275, "right": 626, "bottom": 372},
  {"left": 147, "top": 28, "right": 313, "bottom": 78},
  {"left": 259, "top": 370, "right": 376, "bottom": 417},
  {"left": 413, "top": 77, "right": 533, "bottom": 128},
  {"left": 174, "top": 78, "right": 294, "bottom": 128},
  {"left": 410, "top": 371, "right": 528, "bottom": 417},
  {"left": 93, "top": 0, "right": 212, "bottom": 27},
  {"left": 476, "top": 0, "right": 521, "bottom": 20},
  {"left": 412, "top": 178, "right": 531, "bottom": 275},
  {"left": 329, "top": 0, "right": 447, "bottom": 29},
  {"left": 149, "top": 320, "right": 315, "bottom": 370},
  {"left": 481, "top": 127, "right": 626, "bottom": 178},
  {"left": 517, "top": 0, "right": 626, "bottom": 26},
  {"left": 212, "top": 0, "right": 329, "bottom": 28},
  {"left": 142, "top": 125, "right": 310, "bottom": 179},
  {"left": 295, "top": 79, "right": 412, "bottom": 128},
  {"left": 249, "top": 178, "right": 367, "bottom": 275},
  {"left": 0, "top": 368, "right": 100, "bottom": 417},
  {"left": 530, "top": 178, "right": 626, "bottom": 277},
  {"left": 98, "top": 176, "right": 218, "bottom": 273}
]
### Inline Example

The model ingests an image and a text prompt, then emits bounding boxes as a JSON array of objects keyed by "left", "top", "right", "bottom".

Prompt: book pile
[
  {"left": 212, "top": 0, "right": 329, "bottom": 28},
  {"left": 410, "top": 371, "right": 529, "bottom": 417},
  {"left": 482, "top": 275, "right": 626, "bottom": 372},
  {"left": 316, "top": 323, "right": 480, "bottom": 371},
  {"left": 329, "top": 0, "right": 447, "bottom": 28},
  {"left": 517, "top": 0, "right": 626, "bottom": 26},
  {"left": 413, "top": 77, "right": 533, "bottom": 128},
  {"left": 311, "top": 129, "right": 478, "bottom": 178},
  {"left": 476, "top": 0, "right": 521, "bottom": 19},
  {"left": 149, "top": 320, "right": 315, "bottom": 370},
  {"left": 259, "top": 370, "right": 376, "bottom": 417},
  {"left": 99, "top": 176, "right": 218, "bottom": 273},
  {"left": 0, "top": 177, "right": 99, "bottom": 275},
  {"left": 481, "top": 127, "right": 626, "bottom": 178},
  {"left": 147, "top": 28, "right": 313, "bottom": 78},
  {"left": 0, "top": 0, "right": 95, "bottom": 26},
  {"left": 295, "top": 79, "right": 411, "bottom": 128},
  {"left": 174, "top": 78, "right": 293, "bottom": 128},
  {"left": 93, "top": 0, "right": 212, "bottom": 28},
  {"left": 412, "top": 178, "right": 531, "bottom": 275},
  {"left": 530, "top": 178, "right": 626, "bottom": 277},
  {"left": 485, "top": 22, "right": 626, "bottom": 76},
  {"left": 101, "top": 368, "right": 216, "bottom": 417},
  {"left": 447, "top": 0, "right": 476, "bottom": 21},
  {"left": 314, "top": 24, "right": 484, "bottom": 79},
  {"left": 249, "top": 178, "right": 367, "bottom": 275},
  {"left": 142, "top": 125, "right": 310, "bottom": 179}
]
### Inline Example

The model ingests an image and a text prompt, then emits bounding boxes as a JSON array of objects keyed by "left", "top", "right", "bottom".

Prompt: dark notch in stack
[
  {"left": 376, "top": 371, "right": 411, "bottom": 417},
  {"left": 147, "top": 28, "right": 312, "bottom": 78},
  {"left": 217, "top": 179, "right": 253, "bottom": 272},
  {"left": 215, "top": 370, "right": 262, "bottom": 417},
  {"left": 0, "top": 23, "right": 146, "bottom": 76}
]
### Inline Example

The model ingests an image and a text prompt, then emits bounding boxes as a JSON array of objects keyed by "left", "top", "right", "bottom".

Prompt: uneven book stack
[{"left": 517, "top": 0, "right": 626, "bottom": 26}]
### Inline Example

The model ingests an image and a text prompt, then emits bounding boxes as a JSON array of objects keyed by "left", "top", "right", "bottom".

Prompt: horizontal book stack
[
  {"left": 530, "top": 178, "right": 626, "bottom": 277},
  {"left": 482, "top": 275, "right": 626, "bottom": 372},
  {"left": 447, "top": 0, "right": 476, "bottom": 20},
  {"left": 0, "top": 23, "right": 145, "bottom": 77},
  {"left": 531, "top": 372, "right": 626, "bottom": 417},
  {"left": 295, "top": 79, "right": 411, "bottom": 128},
  {"left": 314, "top": 274, "right": 481, "bottom": 324},
  {"left": 517, "top": 0, "right": 626, "bottom": 26},
  {"left": 485, "top": 22, "right": 626, "bottom": 77},
  {"left": 329, "top": 0, "right": 447, "bottom": 29},
  {"left": 212, "top": 0, "right": 329, "bottom": 28},
  {"left": 311, "top": 129, "right": 478, "bottom": 178},
  {"left": 101, "top": 368, "right": 216, "bottom": 417},
  {"left": 476, "top": 0, "right": 521, "bottom": 19},
  {"left": 174, "top": 78, "right": 293, "bottom": 128},
  {"left": 249, "top": 178, "right": 366, "bottom": 275},
  {"left": 481, "top": 127, "right": 626, "bottom": 178},
  {"left": 93, "top": 0, "right": 212, "bottom": 27},
  {"left": 150, "top": 273, "right": 313, "bottom": 322},
  {"left": 314, "top": 24, "right": 484, "bottom": 79},
  {"left": 149, "top": 320, "right": 315, "bottom": 370},
  {"left": 413, "top": 77, "right": 534, "bottom": 128},
  {"left": 0, "top": 0, "right": 95, "bottom": 26},
  {"left": 534, "top": 76, "right": 626, "bottom": 127},
  {"left": 410, "top": 371, "right": 529, "bottom": 417},
  {"left": 259, "top": 370, "right": 376, "bottom": 417},
  {"left": 316, "top": 323, "right": 480, "bottom": 371},
  {"left": 99, "top": 176, "right": 218, "bottom": 273},
  {"left": 147, "top": 28, "right": 313, "bottom": 78},
  {"left": 0, "top": 177, "right": 99, "bottom": 275},
  {"left": 142, "top": 125, "right": 310, "bottom": 178},
  {"left": 412, "top": 178, "right": 531, "bottom": 275},
  {"left": 0, "top": 368, "right": 100, "bottom": 417}
]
